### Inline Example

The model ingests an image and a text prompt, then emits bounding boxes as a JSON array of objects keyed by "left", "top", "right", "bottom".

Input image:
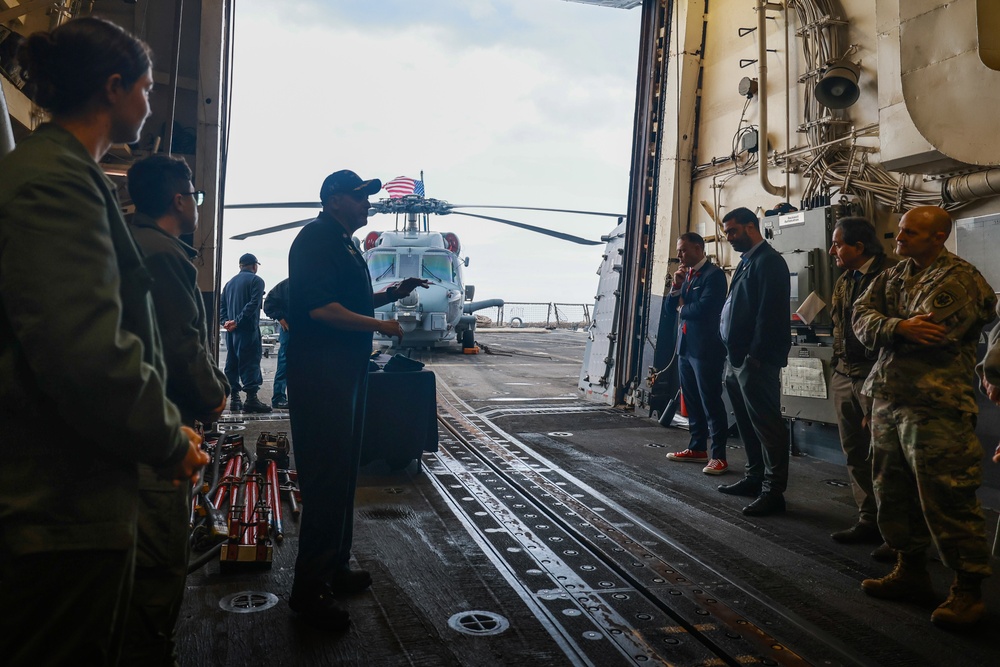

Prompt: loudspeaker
[{"left": 815, "top": 60, "right": 860, "bottom": 109}]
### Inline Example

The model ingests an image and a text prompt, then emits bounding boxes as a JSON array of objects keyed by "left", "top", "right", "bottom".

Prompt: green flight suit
[
  {"left": 853, "top": 249, "right": 996, "bottom": 577},
  {"left": 124, "top": 214, "right": 229, "bottom": 666},
  {"left": 0, "top": 124, "right": 189, "bottom": 666}
]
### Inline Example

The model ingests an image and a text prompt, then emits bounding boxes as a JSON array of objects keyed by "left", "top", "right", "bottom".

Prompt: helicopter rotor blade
[
  {"left": 225, "top": 202, "right": 321, "bottom": 210},
  {"left": 449, "top": 204, "right": 624, "bottom": 218},
  {"left": 229, "top": 217, "right": 314, "bottom": 240},
  {"left": 449, "top": 211, "right": 603, "bottom": 246}
]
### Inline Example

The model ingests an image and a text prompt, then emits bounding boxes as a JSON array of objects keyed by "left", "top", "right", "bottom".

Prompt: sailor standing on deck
[
  {"left": 286, "top": 170, "right": 428, "bottom": 629},
  {"left": 263, "top": 277, "right": 290, "bottom": 410},
  {"left": 854, "top": 205, "right": 995, "bottom": 629},
  {"left": 220, "top": 253, "right": 269, "bottom": 413}
]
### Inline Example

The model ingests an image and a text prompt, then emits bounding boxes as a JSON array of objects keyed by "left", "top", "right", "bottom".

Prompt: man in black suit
[
  {"left": 718, "top": 207, "right": 791, "bottom": 516},
  {"left": 664, "top": 232, "right": 730, "bottom": 475}
]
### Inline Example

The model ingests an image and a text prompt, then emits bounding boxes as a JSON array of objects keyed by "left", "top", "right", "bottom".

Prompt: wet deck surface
[{"left": 181, "top": 331, "right": 1000, "bottom": 666}]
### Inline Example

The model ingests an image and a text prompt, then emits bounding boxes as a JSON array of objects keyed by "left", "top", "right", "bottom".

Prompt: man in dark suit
[
  {"left": 828, "top": 217, "right": 896, "bottom": 558},
  {"left": 718, "top": 207, "right": 791, "bottom": 516},
  {"left": 664, "top": 232, "right": 730, "bottom": 474}
]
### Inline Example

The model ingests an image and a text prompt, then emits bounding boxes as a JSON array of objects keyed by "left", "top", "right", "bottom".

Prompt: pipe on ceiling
[
  {"left": 755, "top": 0, "right": 787, "bottom": 198},
  {"left": 944, "top": 169, "right": 1000, "bottom": 203}
]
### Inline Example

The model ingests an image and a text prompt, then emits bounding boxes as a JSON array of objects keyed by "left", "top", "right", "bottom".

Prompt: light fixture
[
  {"left": 815, "top": 59, "right": 861, "bottom": 109},
  {"left": 738, "top": 76, "right": 758, "bottom": 99}
]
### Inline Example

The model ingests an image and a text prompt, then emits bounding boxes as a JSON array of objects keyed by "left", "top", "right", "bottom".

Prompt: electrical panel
[
  {"left": 955, "top": 213, "right": 1000, "bottom": 292},
  {"left": 761, "top": 205, "right": 845, "bottom": 328}
]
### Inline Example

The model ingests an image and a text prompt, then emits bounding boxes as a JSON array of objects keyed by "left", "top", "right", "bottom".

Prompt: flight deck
[{"left": 182, "top": 330, "right": 1000, "bottom": 666}]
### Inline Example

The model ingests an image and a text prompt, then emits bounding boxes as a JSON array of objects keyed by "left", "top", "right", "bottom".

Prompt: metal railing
[{"left": 476, "top": 302, "right": 591, "bottom": 330}]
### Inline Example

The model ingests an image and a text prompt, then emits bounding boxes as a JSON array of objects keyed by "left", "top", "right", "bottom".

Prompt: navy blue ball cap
[
  {"left": 239, "top": 253, "right": 260, "bottom": 266},
  {"left": 320, "top": 170, "right": 382, "bottom": 201}
]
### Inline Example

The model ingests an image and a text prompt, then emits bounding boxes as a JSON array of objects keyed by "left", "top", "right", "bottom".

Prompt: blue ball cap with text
[{"left": 320, "top": 170, "right": 382, "bottom": 201}]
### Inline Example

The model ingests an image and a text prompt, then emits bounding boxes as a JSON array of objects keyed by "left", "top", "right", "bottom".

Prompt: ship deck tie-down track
[{"left": 427, "top": 380, "right": 869, "bottom": 667}]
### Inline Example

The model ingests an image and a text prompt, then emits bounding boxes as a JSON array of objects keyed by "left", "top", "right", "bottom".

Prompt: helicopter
[{"left": 225, "top": 175, "right": 620, "bottom": 350}]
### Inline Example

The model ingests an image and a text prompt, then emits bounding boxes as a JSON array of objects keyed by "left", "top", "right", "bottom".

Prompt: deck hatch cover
[
  {"left": 448, "top": 610, "right": 510, "bottom": 636},
  {"left": 219, "top": 591, "right": 279, "bottom": 613}
]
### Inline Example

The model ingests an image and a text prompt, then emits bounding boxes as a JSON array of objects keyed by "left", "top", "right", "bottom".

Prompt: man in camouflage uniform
[
  {"left": 853, "top": 205, "right": 995, "bottom": 629},
  {"left": 975, "top": 303, "right": 1000, "bottom": 556},
  {"left": 827, "top": 217, "right": 896, "bottom": 560}
]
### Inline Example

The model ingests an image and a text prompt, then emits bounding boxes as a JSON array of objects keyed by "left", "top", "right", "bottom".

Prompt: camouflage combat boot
[
  {"left": 931, "top": 573, "right": 985, "bottom": 629},
  {"left": 861, "top": 551, "right": 935, "bottom": 603}
]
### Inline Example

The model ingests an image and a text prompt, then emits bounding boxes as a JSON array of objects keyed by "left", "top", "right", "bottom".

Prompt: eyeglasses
[{"left": 184, "top": 190, "right": 205, "bottom": 206}]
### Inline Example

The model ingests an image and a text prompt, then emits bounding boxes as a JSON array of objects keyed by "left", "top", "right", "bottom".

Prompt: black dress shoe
[
  {"left": 327, "top": 568, "right": 372, "bottom": 596},
  {"left": 831, "top": 521, "right": 882, "bottom": 544},
  {"left": 718, "top": 477, "right": 762, "bottom": 497},
  {"left": 742, "top": 492, "right": 786, "bottom": 516},
  {"left": 289, "top": 584, "right": 350, "bottom": 630}
]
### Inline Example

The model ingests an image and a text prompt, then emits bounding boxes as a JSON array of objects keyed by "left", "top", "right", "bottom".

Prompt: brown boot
[
  {"left": 861, "top": 551, "right": 935, "bottom": 604},
  {"left": 931, "top": 574, "right": 985, "bottom": 629}
]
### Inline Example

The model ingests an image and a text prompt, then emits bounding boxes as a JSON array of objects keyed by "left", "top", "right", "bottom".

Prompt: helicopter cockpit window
[
  {"left": 367, "top": 250, "right": 396, "bottom": 281},
  {"left": 421, "top": 253, "right": 455, "bottom": 283}
]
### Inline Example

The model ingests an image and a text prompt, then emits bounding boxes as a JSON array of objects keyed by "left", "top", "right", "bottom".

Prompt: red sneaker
[
  {"left": 666, "top": 449, "right": 708, "bottom": 462},
  {"left": 702, "top": 459, "right": 729, "bottom": 475}
]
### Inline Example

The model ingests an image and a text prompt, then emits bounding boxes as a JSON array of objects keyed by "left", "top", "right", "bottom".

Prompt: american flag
[{"left": 383, "top": 176, "right": 425, "bottom": 199}]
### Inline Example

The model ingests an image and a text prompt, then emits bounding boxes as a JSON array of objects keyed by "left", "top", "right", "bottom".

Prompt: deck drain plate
[
  {"left": 219, "top": 591, "right": 279, "bottom": 614},
  {"left": 448, "top": 610, "right": 509, "bottom": 636},
  {"left": 217, "top": 423, "right": 246, "bottom": 431}
]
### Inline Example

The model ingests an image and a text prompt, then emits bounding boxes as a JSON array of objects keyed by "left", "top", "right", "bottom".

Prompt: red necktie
[{"left": 681, "top": 268, "right": 696, "bottom": 335}]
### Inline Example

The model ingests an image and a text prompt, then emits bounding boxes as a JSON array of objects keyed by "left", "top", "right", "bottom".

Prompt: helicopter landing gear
[{"left": 461, "top": 329, "right": 475, "bottom": 349}]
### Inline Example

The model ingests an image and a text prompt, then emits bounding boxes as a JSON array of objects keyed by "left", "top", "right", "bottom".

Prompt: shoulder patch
[
  {"left": 927, "top": 288, "right": 970, "bottom": 323},
  {"left": 932, "top": 291, "right": 956, "bottom": 310}
]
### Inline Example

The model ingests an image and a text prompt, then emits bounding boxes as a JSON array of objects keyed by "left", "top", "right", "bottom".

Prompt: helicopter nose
[{"left": 398, "top": 290, "right": 419, "bottom": 308}]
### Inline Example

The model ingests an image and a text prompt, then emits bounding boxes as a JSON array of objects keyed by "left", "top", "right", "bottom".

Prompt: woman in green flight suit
[{"left": 0, "top": 17, "right": 207, "bottom": 666}]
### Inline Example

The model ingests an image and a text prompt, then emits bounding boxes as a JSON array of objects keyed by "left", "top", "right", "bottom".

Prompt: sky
[{"left": 221, "top": 0, "right": 641, "bottom": 305}]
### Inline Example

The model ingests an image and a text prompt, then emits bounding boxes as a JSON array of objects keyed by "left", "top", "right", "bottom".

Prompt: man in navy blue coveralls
[
  {"left": 220, "top": 253, "right": 269, "bottom": 413},
  {"left": 286, "top": 170, "right": 428, "bottom": 630},
  {"left": 263, "top": 278, "right": 290, "bottom": 410}
]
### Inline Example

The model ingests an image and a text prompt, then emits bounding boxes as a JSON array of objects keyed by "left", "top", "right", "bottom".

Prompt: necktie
[
  {"left": 734, "top": 257, "right": 748, "bottom": 279},
  {"left": 849, "top": 269, "right": 864, "bottom": 301},
  {"left": 681, "top": 268, "right": 695, "bottom": 335}
]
